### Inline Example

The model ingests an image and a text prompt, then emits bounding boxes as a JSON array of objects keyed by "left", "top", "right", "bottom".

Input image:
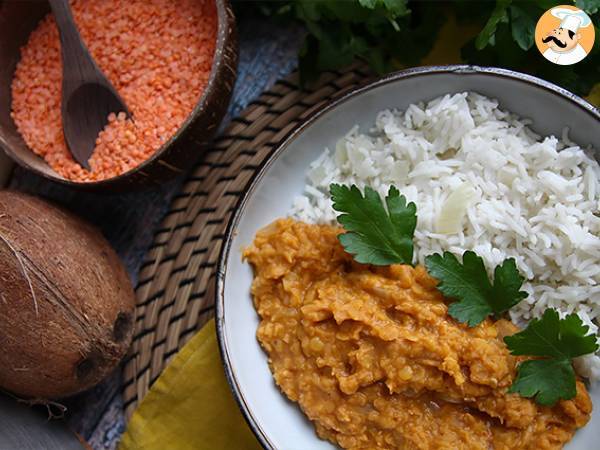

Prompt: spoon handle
[{"left": 48, "top": 0, "right": 103, "bottom": 92}]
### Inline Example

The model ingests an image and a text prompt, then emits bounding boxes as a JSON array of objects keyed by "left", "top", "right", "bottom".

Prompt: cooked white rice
[{"left": 290, "top": 92, "right": 600, "bottom": 381}]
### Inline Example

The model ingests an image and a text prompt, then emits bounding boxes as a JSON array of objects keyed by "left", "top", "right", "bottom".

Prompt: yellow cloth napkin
[
  {"left": 119, "top": 320, "right": 261, "bottom": 450},
  {"left": 120, "top": 16, "right": 599, "bottom": 450}
]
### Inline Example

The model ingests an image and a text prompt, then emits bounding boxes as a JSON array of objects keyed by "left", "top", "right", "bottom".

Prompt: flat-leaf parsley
[
  {"left": 425, "top": 251, "right": 528, "bottom": 327},
  {"left": 504, "top": 309, "right": 599, "bottom": 406},
  {"left": 330, "top": 184, "right": 416, "bottom": 266}
]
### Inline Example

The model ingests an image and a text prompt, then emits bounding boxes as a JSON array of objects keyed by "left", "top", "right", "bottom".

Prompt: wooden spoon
[{"left": 49, "top": 0, "right": 131, "bottom": 170}]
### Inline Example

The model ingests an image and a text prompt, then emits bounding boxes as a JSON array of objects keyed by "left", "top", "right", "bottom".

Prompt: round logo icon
[{"left": 535, "top": 5, "right": 594, "bottom": 65}]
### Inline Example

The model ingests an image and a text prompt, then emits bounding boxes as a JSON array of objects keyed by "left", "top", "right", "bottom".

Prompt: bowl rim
[
  {"left": 2, "top": 0, "right": 235, "bottom": 189},
  {"left": 215, "top": 64, "right": 600, "bottom": 450}
]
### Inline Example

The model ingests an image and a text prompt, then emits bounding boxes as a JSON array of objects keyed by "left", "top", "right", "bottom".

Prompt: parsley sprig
[
  {"left": 330, "top": 184, "right": 416, "bottom": 266},
  {"left": 425, "top": 251, "right": 528, "bottom": 327},
  {"left": 505, "top": 309, "right": 599, "bottom": 406}
]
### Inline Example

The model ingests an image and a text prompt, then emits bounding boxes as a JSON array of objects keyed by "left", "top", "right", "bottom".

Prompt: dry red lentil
[{"left": 11, "top": 0, "right": 217, "bottom": 182}]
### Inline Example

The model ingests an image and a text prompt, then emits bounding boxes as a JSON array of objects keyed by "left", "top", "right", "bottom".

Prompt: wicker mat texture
[{"left": 122, "top": 64, "right": 374, "bottom": 418}]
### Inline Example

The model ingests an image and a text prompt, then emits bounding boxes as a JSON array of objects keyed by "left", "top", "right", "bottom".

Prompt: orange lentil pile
[{"left": 11, "top": 0, "right": 217, "bottom": 182}]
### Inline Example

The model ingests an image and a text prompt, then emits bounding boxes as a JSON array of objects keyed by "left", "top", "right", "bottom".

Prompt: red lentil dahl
[{"left": 11, "top": 0, "right": 217, "bottom": 182}]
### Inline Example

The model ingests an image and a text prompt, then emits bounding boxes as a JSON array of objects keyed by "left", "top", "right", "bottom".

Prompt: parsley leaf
[
  {"left": 509, "top": 4, "right": 535, "bottom": 51},
  {"left": 330, "top": 184, "right": 417, "bottom": 266},
  {"left": 508, "top": 359, "right": 577, "bottom": 406},
  {"left": 425, "top": 251, "right": 528, "bottom": 326},
  {"left": 577, "top": 0, "right": 600, "bottom": 15},
  {"left": 475, "top": 0, "right": 511, "bottom": 50},
  {"left": 504, "top": 309, "right": 599, "bottom": 405},
  {"left": 504, "top": 309, "right": 599, "bottom": 359}
]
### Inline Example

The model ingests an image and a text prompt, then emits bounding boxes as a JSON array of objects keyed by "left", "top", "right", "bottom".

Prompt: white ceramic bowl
[{"left": 216, "top": 65, "right": 600, "bottom": 450}]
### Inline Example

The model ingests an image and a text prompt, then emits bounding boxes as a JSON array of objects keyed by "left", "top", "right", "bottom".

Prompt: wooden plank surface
[
  {"left": 8, "top": 11, "right": 305, "bottom": 450},
  {"left": 0, "top": 394, "right": 85, "bottom": 450}
]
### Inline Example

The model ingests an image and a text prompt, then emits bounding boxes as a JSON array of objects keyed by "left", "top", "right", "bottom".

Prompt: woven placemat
[{"left": 122, "top": 63, "right": 374, "bottom": 418}]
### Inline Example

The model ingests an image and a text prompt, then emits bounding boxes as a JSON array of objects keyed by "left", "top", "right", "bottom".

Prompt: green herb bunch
[
  {"left": 255, "top": 0, "right": 599, "bottom": 95},
  {"left": 462, "top": 0, "right": 599, "bottom": 96}
]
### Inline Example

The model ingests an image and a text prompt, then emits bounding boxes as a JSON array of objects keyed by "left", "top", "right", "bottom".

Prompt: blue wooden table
[{"left": 10, "top": 11, "right": 305, "bottom": 449}]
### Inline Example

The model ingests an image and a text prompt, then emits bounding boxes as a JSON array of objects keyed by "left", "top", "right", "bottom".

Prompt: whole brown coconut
[{"left": 0, "top": 191, "right": 135, "bottom": 399}]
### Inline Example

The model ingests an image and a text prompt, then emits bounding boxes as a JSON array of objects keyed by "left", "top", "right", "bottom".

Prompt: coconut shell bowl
[{"left": 0, "top": 0, "right": 238, "bottom": 192}]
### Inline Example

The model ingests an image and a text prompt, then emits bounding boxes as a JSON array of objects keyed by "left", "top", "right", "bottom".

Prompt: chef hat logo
[
  {"left": 551, "top": 7, "right": 592, "bottom": 32},
  {"left": 535, "top": 5, "right": 595, "bottom": 66}
]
